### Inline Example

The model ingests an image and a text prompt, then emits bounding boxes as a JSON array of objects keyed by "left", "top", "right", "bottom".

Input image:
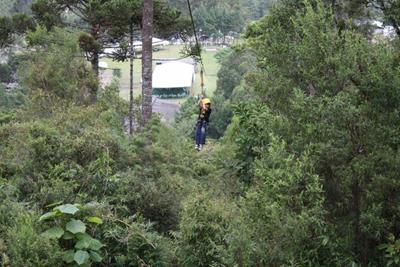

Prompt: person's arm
[
  {"left": 198, "top": 95, "right": 205, "bottom": 109},
  {"left": 198, "top": 107, "right": 204, "bottom": 121}
]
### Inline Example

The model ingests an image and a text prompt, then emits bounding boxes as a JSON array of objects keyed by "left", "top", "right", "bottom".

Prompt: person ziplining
[
  {"left": 186, "top": 0, "right": 212, "bottom": 151},
  {"left": 194, "top": 66, "right": 210, "bottom": 151},
  {"left": 195, "top": 96, "right": 211, "bottom": 151}
]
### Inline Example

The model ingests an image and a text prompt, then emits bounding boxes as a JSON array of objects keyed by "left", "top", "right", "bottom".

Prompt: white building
[{"left": 152, "top": 61, "right": 195, "bottom": 98}]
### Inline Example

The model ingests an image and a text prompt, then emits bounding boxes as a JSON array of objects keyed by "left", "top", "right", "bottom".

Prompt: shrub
[
  {"left": 40, "top": 203, "right": 104, "bottom": 266},
  {"left": 178, "top": 191, "right": 232, "bottom": 267},
  {"left": 0, "top": 201, "right": 63, "bottom": 267},
  {"left": 0, "top": 64, "right": 12, "bottom": 83},
  {"left": 102, "top": 215, "right": 175, "bottom": 266}
]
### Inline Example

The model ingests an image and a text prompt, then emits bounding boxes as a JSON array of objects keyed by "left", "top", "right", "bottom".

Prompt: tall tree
[
  {"left": 129, "top": 19, "right": 135, "bottom": 134},
  {"left": 22, "top": 27, "right": 97, "bottom": 107},
  {"left": 237, "top": 0, "right": 400, "bottom": 264},
  {"left": 243, "top": 0, "right": 275, "bottom": 20},
  {"left": 0, "top": 13, "right": 35, "bottom": 48},
  {"left": 31, "top": 0, "right": 187, "bottom": 106},
  {"left": 31, "top": 0, "right": 156, "bottom": 102},
  {"left": 193, "top": 3, "right": 244, "bottom": 40},
  {"left": 31, "top": 0, "right": 123, "bottom": 102},
  {"left": 105, "top": 0, "right": 188, "bottom": 130},
  {"left": 141, "top": 0, "right": 153, "bottom": 125}
]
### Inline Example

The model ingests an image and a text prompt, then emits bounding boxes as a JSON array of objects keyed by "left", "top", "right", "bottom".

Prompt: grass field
[{"left": 101, "top": 45, "right": 220, "bottom": 102}]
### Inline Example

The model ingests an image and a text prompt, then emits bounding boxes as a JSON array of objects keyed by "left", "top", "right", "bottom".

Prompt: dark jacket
[{"left": 198, "top": 108, "right": 212, "bottom": 123}]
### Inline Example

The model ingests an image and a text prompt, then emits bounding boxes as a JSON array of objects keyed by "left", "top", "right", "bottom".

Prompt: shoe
[
  {"left": 195, "top": 144, "right": 199, "bottom": 150},
  {"left": 198, "top": 145, "right": 203, "bottom": 151}
]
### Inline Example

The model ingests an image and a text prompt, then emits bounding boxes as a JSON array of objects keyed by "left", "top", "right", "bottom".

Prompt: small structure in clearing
[{"left": 152, "top": 61, "right": 195, "bottom": 98}]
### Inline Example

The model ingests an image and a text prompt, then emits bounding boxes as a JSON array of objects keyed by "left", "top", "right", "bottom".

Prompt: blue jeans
[{"left": 195, "top": 120, "right": 207, "bottom": 145}]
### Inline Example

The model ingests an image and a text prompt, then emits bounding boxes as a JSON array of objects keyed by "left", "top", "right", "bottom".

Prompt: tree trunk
[
  {"left": 129, "top": 20, "right": 134, "bottom": 134},
  {"left": 90, "top": 52, "right": 99, "bottom": 103},
  {"left": 141, "top": 0, "right": 153, "bottom": 126},
  {"left": 89, "top": 24, "right": 101, "bottom": 103}
]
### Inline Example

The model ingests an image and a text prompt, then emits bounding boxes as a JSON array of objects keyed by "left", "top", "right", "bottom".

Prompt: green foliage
[
  {"left": 22, "top": 27, "right": 98, "bottom": 106},
  {"left": 215, "top": 48, "right": 255, "bottom": 100},
  {"left": 40, "top": 203, "right": 104, "bottom": 266},
  {"left": 0, "top": 16, "right": 14, "bottom": 48},
  {"left": 178, "top": 191, "right": 231, "bottom": 267},
  {"left": 0, "top": 84, "right": 25, "bottom": 111},
  {"left": 78, "top": 32, "right": 102, "bottom": 55},
  {"left": 102, "top": 215, "right": 175, "bottom": 266},
  {"left": 0, "top": 64, "right": 12, "bottom": 83},
  {"left": 31, "top": 0, "right": 65, "bottom": 30},
  {"left": 153, "top": 3, "right": 191, "bottom": 39},
  {"left": 380, "top": 234, "right": 400, "bottom": 266},
  {"left": 107, "top": 119, "right": 195, "bottom": 233},
  {"left": 0, "top": 13, "right": 35, "bottom": 48},
  {"left": 7, "top": 52, "right": 26, "bottom": 75},
  {"left": 1, "top": 78, "right": 193, "bottom": 264},
  {"left": 243, "top": 0, "right": 275, "bottom": 20},
  {"left": 2, "top": 1, "right": 400, "bottom": 265},
  {"left": 232, "top": 101, "right": 287, "bottom": 184},
  {"left": 110, "top": 171, "right": 189, "bottom": 233},
  {"left": 167, "top": 0, "right": 274, "bottom": 30},
  {"left": 0, "top": 110, "right": 16, "bottom": 125},
  {"left": 235, "top": 137, "right": 332, "bottom": 266},
  {"left": 234, "top": 0, "right": 400, "bottom": 264},
  {"left": 174, "top": 96, "right": 198, "bottom": 138},
  {"left": 181, "top": 43, "right": 202, "bottom": 62},
  {"left": 31, "top": 0, "right": 188, "bottom": 65},
  {"left": 0, "top": 199, "right": 63, "bottom": 266},
  {"left": 0, "top": 92, "right": 128, "bottom": 207},
  {"left": 206, "top": 93, "right": 232, "bottom": 138},
  {"left": 204, "top": 47, "right": 257, "bottom": 139},
  {"left": 193, "top": 2, "right": 244, "bottom": 37}
]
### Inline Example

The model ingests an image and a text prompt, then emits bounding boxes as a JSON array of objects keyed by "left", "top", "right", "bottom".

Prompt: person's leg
[
  {"left": 200, "top": 122, "right": 207, "bottom": 145},
  {"left": 195, "top": 122, "right": 202, "bottom": 148}
]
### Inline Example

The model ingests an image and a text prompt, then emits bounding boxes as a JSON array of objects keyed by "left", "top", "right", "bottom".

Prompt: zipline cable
[{"left": 186, "top": 0, "right": 205, "bottom": 95}]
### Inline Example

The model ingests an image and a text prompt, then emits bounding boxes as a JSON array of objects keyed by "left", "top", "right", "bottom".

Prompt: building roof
[
  {"left": 152, "top": 61, "right": 195, "bottom": 89},
  {"left": 103, "top": 38, "right": 170, "bottom": 55}
]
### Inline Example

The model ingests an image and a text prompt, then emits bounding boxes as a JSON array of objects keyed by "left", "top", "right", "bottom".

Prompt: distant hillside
[{"left": 0, "top": 0, "right": 15, "bottom": 16}]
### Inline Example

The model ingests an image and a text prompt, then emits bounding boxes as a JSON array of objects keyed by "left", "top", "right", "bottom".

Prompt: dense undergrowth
[{"left": 2, "top": 0, "right": 400, "bottom": 266}]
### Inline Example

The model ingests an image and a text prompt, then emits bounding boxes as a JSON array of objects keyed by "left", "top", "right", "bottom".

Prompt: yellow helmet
[{"left": 202, "top": 98, "right": 211, "bottom": 105}]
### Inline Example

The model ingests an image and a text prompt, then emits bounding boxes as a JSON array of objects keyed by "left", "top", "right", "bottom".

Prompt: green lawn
[{"left": 101, "top": 45, "right": 220, "bottom": 101}]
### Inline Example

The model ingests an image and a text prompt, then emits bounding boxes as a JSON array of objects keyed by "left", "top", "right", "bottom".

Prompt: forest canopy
[{"left": 1, "top": 0, "right": 400, "bottom": 266}]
